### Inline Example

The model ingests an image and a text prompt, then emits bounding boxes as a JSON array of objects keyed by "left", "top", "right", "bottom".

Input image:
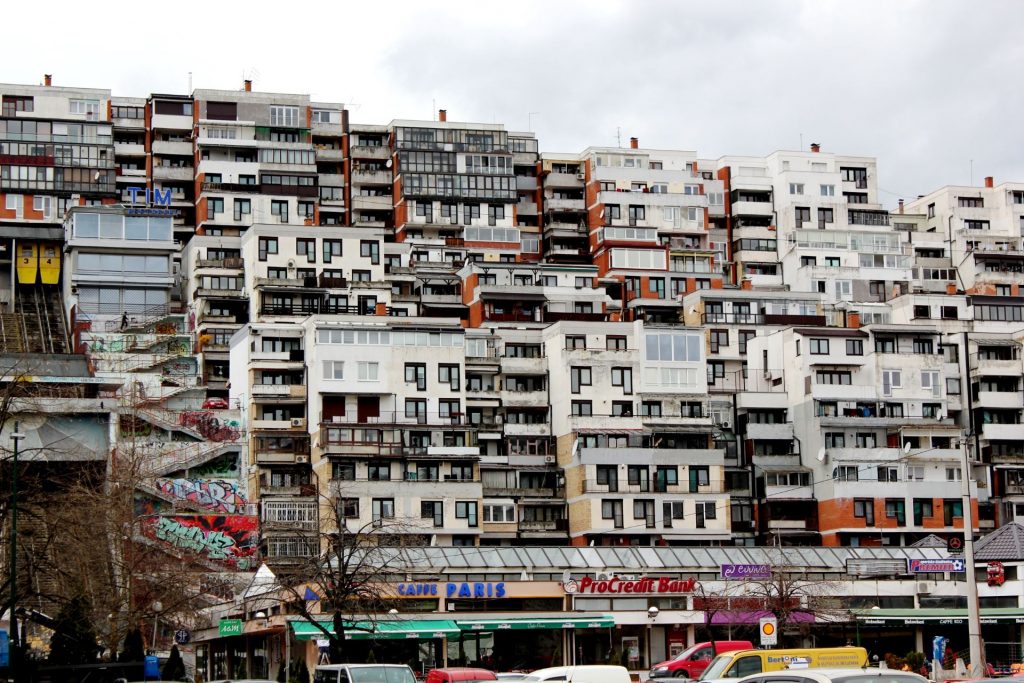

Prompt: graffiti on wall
[
  {"left": 141, "top": 514, "right": 258, "bottom": 569},
  {"left": 154, "top": 478, "right": 248, "bottom": 514},
  {"left": 179, "top": 411, "right": 240, "bottom": 441},
  {"left": 187, "top": 453, "right": 240, "bottom": 478}
]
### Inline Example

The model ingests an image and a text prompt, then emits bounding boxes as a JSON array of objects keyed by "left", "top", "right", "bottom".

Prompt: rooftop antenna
[
  {"left": 616, "top": 126, "right": 622, "bottom": 148},
  {"left": 799, "top": 132, "right": 803, "bottom": 151},
  {"left": 187, "top": 71, "right": 192, "bottom": 93}
]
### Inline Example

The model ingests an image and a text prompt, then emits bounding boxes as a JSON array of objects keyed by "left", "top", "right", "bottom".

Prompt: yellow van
[{"left": 699, "top": 647, "right": 869, "bottom": 682}]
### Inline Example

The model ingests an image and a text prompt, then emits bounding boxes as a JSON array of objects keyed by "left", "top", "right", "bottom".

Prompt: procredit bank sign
[{"left": 563, "top": 576, "right": 697, "bottom": 595}]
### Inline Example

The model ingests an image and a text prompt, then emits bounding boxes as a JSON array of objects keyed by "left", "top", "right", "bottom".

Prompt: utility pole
[
  {"left": 9, "top": 423, "right": 25, "bottom": 670},
  {"left": 961, "top": 431, "right": 984, "bottom": 678}
]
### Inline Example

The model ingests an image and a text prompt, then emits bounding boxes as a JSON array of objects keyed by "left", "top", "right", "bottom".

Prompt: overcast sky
[{"left": 9, "top": 0, "right": 1024, "bottom": 206}]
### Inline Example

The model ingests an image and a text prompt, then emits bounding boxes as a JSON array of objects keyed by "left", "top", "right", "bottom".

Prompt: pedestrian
[{"left": 121, "top": 311, "right": 129, "bottom": 330}]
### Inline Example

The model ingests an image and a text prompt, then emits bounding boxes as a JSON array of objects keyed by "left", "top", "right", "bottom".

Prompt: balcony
[
  {"left": 982, "top": 423, "right": 1024, "bottom": 441},
  {"left": 545, "top": 197, "right": 585, "bottom": 212},
  {"left": 518, "top": 519, "right": 568, "bottom": 533},
  {"left": 352, "top": 169, "right": 392, "bottom": 184},
  {"left": 350, "top": 144, "right": 390, "bottom": 160},
  {"left": 499, "top": 356, "right": 546, "bottom": 373},
  {"left": 503, "top": 423, "right": 552, "bottom": 437},
  {"left": 153, "top": 140, "right": 193, "bottom": 156},
  {"left": 971, "top": 356, "right": 1022, "bottom": 376},
  {"left": 151, "top": 113, "right": 193, "bottom": 131},
  {"left": 516, "top": 176, "right": 538, "bottom": 191},
  {"left": 499, "top": 390, "right": 548, "bottom": 408},
  {"left": 153, "top": 166, "right": 192, "bottom": 182},
  {"left": 315, "top": 147, "right": 344, "bottom": 162},
  {"left": 252, "top": 384, "right": 307, "bottom": 399},
  {"left": 115, "top": 142, "right": 146, "bottom": 157},
  {"left": 731, "top": 200, "right": 774, "bottom": 217},
  {"left": 517, "top": 200, "right": 538, "bottom": 215},
  {"left": 745, "top": 422, "right": 794, "bottom": 440},
  {"left": 582, "top": 480, "right": 718, "bottom": 495},
  {"left": 351, "top": 195, "right": 392, "bottom": 211},
  {"left": 194, "top": 287, "right": 245, "bottom": 299},
  {"left": 976, "top": 391, "right": 1024, "bottom": 409},
  {"left": 196, "top": 257, "right": 244, "bottom": 269},
  {"left": 252, "top": 419, "right": 307, "bottom": 431},
  {"left": 483, "top": 485, "right": 563, "bottom": 498},
  {"left": 701, "top": 312, "right": 765, "bottom": 325}
]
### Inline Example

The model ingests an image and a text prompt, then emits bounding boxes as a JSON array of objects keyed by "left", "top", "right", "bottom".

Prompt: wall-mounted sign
[
  {"left": 219, "top": 619, "right": 243, "bottom": 637},
  {"left": 721, "top": 564, "right": 772, "bottom": 580},
  {"left": 128, "top": 187, "right": 172, "bottom": 206},
  {"left": 563, "top": 576, "right": 696, "bottom": 595},
  {"left": 396, "top": 582, "right": 507, "bottom": 599},
  {"left": 907, "top": 558, "right": 964, "bottom": 573}
]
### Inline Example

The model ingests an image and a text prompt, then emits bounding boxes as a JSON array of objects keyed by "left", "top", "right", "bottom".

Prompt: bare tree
[
  {"left": 270, "top": 487, "right": 417, "bottom": 664},
  {"left": 737, "top": 560, "right": 844, "bottom": 647}
]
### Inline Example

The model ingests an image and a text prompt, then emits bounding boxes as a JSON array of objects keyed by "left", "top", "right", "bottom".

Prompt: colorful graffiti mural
[
  {"left": 179, "top": 411, "right": 240, "bottom": 441},
  {"left": 187, "top": 453, "right": 240, "bottom": 478},
  {"left": 140, "top": 514, "right": 258, "bottom": 570},
  {"left": 153, "top": 478, "right": 248, "bottom": 514}
]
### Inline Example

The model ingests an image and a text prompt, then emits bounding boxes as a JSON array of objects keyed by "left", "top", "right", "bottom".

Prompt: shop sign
[
  {"left": 219, "top": 619, "right": 243, "bottom": 636},
  {"left": 563, "top": 576, "right": 696, "bottom": 595},
  {"left": 907, "top": 558, "right": 965, "bottom": 573},
  {"left": 396, "top": 582, "right": 507, "bottom": 599},
  {"left": 721, "top": 564, "right": 771, "bottom": 580}
]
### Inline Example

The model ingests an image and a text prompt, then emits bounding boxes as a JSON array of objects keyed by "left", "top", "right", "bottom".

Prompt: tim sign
[
  {"left": 563, "top": 576, "right": 696, "bottom": 595},
  {"left": 721, "top": 564, "right": 772, "bottom": 580}
]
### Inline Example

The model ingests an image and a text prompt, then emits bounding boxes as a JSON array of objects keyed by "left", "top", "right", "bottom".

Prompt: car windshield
[
  {"left": 700, "top": 655, "right": 734, "bottom": 680},
  {"left": 351, "top": 668, "right": 416, "bottom": 683},
  {"left": 673, "top": 644, "right": 702, "bottom": 662},
  {"left": 833, "top": 676, "right": 924, "bottom": 683}
]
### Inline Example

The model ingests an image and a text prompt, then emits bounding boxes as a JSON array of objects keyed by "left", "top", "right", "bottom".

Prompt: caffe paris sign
[{"left": 563, "top": 576, "right": 696, "bottom": 595}]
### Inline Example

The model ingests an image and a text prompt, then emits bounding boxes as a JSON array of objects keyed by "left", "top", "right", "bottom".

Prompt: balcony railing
[
  {"left": 518, "top": 519, "right": 568, "bottom": 532},
  {"left": 701, "top": 312, "right": 765, "bottom": 325},
  {"left": 582, "top": 479, "right": 724, "bottom": 494},
  {"left": 321, "top": 412, "right": 476, "bottom": 428}
]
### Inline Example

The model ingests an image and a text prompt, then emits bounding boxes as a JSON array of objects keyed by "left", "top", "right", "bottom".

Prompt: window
[
  {"left": 709, "top": 330, "right": 729, "bottom": 354},
  {"left": 611, "top": 401, "right": 633, "bottom": 416},
  {"left": 820, "top": 184, "right": 835, "bottom": 196},
  {"left": 439, "top": 399, "right": 460, "bottom": 419},
  {"left": 70, "top": 99, "right": 100, "bottom": 117},
  {"left": 357, "top": 362, "right": 379, "bottom": 381},
  {"left": 836, "top": 465, "right": 859, "bottom": 481},
  {"left": 947, "top": 377, "right": 961, "bottom": 395},
  {"left": 943, "top": 498, "right": 963, "bottom": 525},
  {"left": 921, "top": 370, "right": 940, "bottom": 397},
  {"left": 487, "top": 204, "right": 505, "bottom": 225},
  {"left": 663, "top": 501, "right": 685, "bottom": 528},
  {"left": 738, "top": 330, "right": 755, "bottom": 355},
  {"left": 405, "top": 399, "right": 427, "bottom": 422},
  {"left": 368, "top": 462, "right": 391, "bottom": 481},
  {"left": 439, "top": 364, "right": 460, "bottom": 391},
  {"left": 296, "top": 238, "right": 316, "bottom": 263},
  {"left": 322, "top": 239, "right": 343, "bottom": 263},
  {"left": 455, "top": 501, "right": 478, "bottom": 527},
  {"left": 596, "top": 465, "right": 619, "bottom": 491},
  {"left": 856, "top": 432, "right": 877, "bottom": 448},
  {"left": 570, "top": 367, "right": 592, "bottom": 393},
  {"left": 846, "top": 339, "right": 863, "bottom": 355},
  {"left": 258, "top": 237, "right": 278, "bottom": 261},
  {"left": 628, "top": 205, "right": 645, "bottom": 225},
  {"left": 571, "top": 400, "right": 592, "bottom": 416},
  {"left": 946, "top": 467, "right": 962, "bottom": 482},
  {"left": 271, "top": 200, "right": 289, "bottom": 222},
  {"left": 421, "top": 501, "right": 444, "bottom": 527},
  {"left": 322, "top": 360, "right": 344, "bottom": 380},
  {"left": 795, "top": 207, "right": 811, "bottom": 228},
  {"left": 853, "top": 499, "right": 875, "bottom": 525},
  {"left": 233, "top": 198, "right": 251, "bottom": 221},
  {"left": 695, "top": 501, "right": 717, "bottom": 528},
  {"left": 809, "top": 338, "right": 829, "bottom": 355},
  {"left": 208, "top": 197, "right": 224, "bottom": 217},
  {"left": 270, "top": 105, "right": 300, "bottom": 127},
  {"left": 483, "top": 504, "right": 515, "bottom": 523},
  {"left": 641, "top": 401, "right": 662, "bottom": 417},
  {"left": 566, "top": 335, "right": 586, "bottom": 350},
  {"left": 601, "top": 500, "right": 624, "bottom": 528},
  {"left": 875, "top": 336, "right": 896, "bottom": 353},
  {"left": 360, "top": 240, "right": 380, "bottom": 264},
  {"left": 881, "top": 369, "right": 901, "bottom": 396},
  {"left": 825, "top": 432, "right": 845, "bottom": 448},
  {"left": 2, "top": 95, "right": 34, "bottom": 116},
  {"left": 877, "top": 466, "right": 899, "bottom": 482},
  {"left": 339, "top": 498, "right": 359, "bottom": 518},
  {"left": 611, "top": 367, "right": 633, "bottom": 394},
  {"left": 913, "top": 338, "right": 934, "bottom": 354},
  {"left": 689, "top": 466, "right": 710, "bottom": 492},
  {"left": 885, "top": 499, "right": 906, "bottom": 525},
  {"left": 789, "top": 183, "right": 804, "bottom": 195},
  {"left": 371, "top": 498, "right": 395, "bottom": 521},
  {"left": 913, "top": 499, "right": 933, "bottom": 525},
  {"left": 404, "top": 363, "right": 426, "bottom": 391}
]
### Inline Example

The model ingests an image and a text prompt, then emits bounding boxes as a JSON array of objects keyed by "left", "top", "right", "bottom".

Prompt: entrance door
[{"left": 357, "top": 396, "right": 380, "bottom": 423}]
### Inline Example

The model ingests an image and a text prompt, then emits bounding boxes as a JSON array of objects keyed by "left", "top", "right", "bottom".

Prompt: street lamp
[
  {"left": 152, "top": 601, "right": 163, "bottom": 650},
  {"left": 9, "top": 423, "right": 25, "bottom": 667},
  {"left": 647, "top": 606, "right": 659, "bottom": 672}
]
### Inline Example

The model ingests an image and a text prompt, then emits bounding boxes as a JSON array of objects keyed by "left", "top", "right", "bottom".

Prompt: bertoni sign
[{"left": 563, "top": 576, "right": 697, "bottom": 594}]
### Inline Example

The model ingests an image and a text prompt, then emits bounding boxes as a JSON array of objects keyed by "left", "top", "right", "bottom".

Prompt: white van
[
  {"left": 523, "top": 665, "right": 631, "bottom": 683},
  {"left": 314, "top": 664, "right": 418, "bottom": 683}
]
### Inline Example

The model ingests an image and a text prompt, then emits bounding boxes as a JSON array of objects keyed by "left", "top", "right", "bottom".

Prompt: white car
[{"left": 737, "top": 669, "right": 928, "bottom": 683}]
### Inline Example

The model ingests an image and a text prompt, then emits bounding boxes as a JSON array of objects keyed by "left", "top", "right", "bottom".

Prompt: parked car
[
  {"left": 700, "top": 648, "right": 868, "bottom": 682},
  {"left": 315, "top": 664, "right": 418, "bottom": 683},
  {"left": 202, "top": 397, "right": 229, "bottom": 409},
  {"left": 649, "top": 641, "right": 755, "bottom": 679},
  {"left": 522, "top": 665, "right": 630, "bottom": 683},
  {"left": 738, "top": 670, "right": 928, "bottom": 683},
  {"left": 425, "top": 668, "right": 497, "bottom": 683}
]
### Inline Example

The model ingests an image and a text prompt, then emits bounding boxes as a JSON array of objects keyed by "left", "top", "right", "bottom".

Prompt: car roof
[
  {"left": 746, "top": 669, "right": 927, "bottom": 683},
  {"left": 317, "top": 665, "right": 411, "bottom": 670}
]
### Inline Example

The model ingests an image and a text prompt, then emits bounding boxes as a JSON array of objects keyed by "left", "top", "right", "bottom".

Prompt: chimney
[
  {"left": 438, "top": 109, "right": 447, "bottom": 123},
  {"left": 43, "top": 74, "right": 52, "bottom": 87},
  {"left": 898, "top": 199, "right": 904, "bottom": 214},
  {"left": 985, "top": 176, "right": 994, "bottom": 188},
  {"left": 630, "top": 137, "right": 639, "bottom": 149},
  {"left": 810, "top": 142, "right": 820, "bottom": 153},
  {"left": 243, "top": 79, "right": 252, "bottom": 92}
]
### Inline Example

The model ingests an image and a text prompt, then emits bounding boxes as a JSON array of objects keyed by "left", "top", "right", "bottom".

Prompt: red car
[
  {"left": 649, "top": 641, "right": 754, "bottom": 679},
  {"left": 202, "top": 397, "right": 229, "bottom": 410}
]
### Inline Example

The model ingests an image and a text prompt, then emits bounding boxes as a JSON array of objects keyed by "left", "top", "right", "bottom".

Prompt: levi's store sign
[{"left": 564, "top": 576, "right": 696, "bottom": 594}]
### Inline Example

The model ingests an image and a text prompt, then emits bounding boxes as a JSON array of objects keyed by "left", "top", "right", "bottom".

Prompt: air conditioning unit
[
  {"left": 916, "top": 581, "right": 932, "bottom": 594},
  {"left": 619, "top": 574, "right": 636, "bottom": 581},
  {"left": 719, "top": 421, "right": 731, "bottom": 430},
  {"left": 290, "top": 418, "right": 307, "bottom": 428},
  {"left": 575, "top": 172, "right": 586, "bottom": 181},
  {"left": 295, "top": 455, "right": 309, "bottom": 464},
  {"left": 595, "top": 572, "right": 614, "bottom": 581},
  {"left": 543, "top": 455, "right": 556, "bottom": 464}
]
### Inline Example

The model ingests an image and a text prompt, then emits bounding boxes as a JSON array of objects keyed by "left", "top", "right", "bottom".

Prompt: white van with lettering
[{"left": 523, "top": 665, "right": 631, "bottom": 683}]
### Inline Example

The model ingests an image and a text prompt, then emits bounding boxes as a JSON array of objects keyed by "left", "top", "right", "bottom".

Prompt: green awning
[
  {"left": 457, "top": 616, "right": 615, "bottom": 631},
  {"left": 291, "top": 619, "right": 459, "bottom": 641}
]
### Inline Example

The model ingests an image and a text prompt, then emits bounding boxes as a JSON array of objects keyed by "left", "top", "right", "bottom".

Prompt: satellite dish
[
  {"left": 903, "top": 442, "right": 912, "bottom": 454},
  {"left": 816, "top": 447, "right": 826, "bottom": 462},
  {"left": 385, "top": 159, "right": 393, "bottom": 168}
]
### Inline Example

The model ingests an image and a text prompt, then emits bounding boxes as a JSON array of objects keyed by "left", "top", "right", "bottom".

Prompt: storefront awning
[
  {"left": 458, "top": 616, "right": 614, "bottom": 631},
  {"left": 291, "top": 619, "right": 460, "bottom": 640},
  {"left": 854, "top": 608, "right": 1024, "bottom": 625}
]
